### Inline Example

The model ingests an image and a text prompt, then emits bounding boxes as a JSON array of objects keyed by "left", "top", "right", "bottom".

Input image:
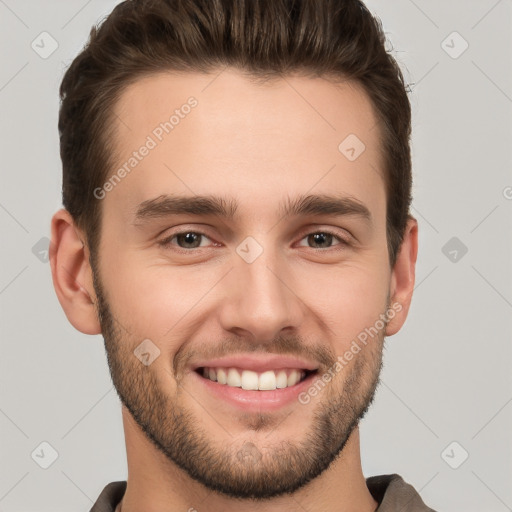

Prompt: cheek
[
  {"left": 100, "top": 226, "right": 391, "bottom": 344},
  {"left": 298, "top": 260, "right": 389, "bottom": 344},
  {"left": 100, "top": 253, "right": 218, "bottom": 338}
]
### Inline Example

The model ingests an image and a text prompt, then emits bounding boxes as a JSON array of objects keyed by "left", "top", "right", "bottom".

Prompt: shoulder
[
  {"left": 89, "top": 481, "right": 127, "bottom": 512},
  {"left": 366, "top": 473, "right": 438, "bottom": 512}
]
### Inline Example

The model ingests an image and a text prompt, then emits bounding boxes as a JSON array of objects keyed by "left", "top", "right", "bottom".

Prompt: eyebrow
[{"left": 133, "top": 193, "right": 372, "bottom": 226}]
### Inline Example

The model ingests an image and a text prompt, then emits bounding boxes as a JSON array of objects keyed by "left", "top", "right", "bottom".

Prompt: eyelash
[{"left": 158, "top": 229, "right": 350, "bottom": 253}]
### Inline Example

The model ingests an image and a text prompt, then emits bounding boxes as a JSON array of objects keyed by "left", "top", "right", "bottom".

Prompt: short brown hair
[{"left": 59, "top": 0, "right": 412, "bottom": 267}]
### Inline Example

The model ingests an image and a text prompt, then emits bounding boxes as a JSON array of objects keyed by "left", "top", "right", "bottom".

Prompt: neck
[{"left": 118, "top": 408, "right": 378, "bottom": 512}]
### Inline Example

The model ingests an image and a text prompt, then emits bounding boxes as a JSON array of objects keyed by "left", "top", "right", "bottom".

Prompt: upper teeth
[{"left": 202, "top": 367, "right": 306, "bottom": 390}]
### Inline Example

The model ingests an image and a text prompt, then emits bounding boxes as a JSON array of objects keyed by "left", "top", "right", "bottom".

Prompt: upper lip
[{"left": 191, "top": 354, "right": 319, "bottom": 373}]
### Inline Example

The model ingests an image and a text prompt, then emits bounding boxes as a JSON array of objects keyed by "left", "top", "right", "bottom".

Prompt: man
[{"left": 50, "top": 0, "right": 436, "bottom": 510}]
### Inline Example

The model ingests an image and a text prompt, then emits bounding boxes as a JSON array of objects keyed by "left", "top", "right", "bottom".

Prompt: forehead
[{"left": 106, "top": 68, "right": 385, "bottom": 224}]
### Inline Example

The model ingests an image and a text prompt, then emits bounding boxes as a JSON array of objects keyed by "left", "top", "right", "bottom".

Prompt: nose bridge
[{"left": 219, "top": 241, "right": 302, "bottom": 339}]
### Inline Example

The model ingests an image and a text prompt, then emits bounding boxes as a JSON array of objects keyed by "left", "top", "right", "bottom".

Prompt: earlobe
[
  {"left": 49, "top": 209, "right": 102, "bottom": 335},
  {"left": 385, "top": 216, "right": 418, "bottom": 337}
]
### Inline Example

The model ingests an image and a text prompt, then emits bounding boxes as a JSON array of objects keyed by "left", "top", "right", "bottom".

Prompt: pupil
[
  {"left": 179, "top": 232, "right": 200, "bottom": 248},
  {"left": 177, "top": 233, "right": 332, "bottom": 249},
  {"left": 310, "top": 233, "right": 332, "bottom": 248}
]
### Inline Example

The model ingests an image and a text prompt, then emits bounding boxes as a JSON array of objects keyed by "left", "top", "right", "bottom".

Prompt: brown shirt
[{"left": 90, "top": 474, "right": 437, "bottom": 511}]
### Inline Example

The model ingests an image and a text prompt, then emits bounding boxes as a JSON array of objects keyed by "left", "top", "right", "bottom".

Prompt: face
[{"left": 92, "top": 68, "right": 395, "bottom": 499}]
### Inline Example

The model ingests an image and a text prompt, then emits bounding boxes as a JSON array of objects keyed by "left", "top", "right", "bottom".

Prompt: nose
[{"left": 217, "top": 246, "right": 304, "bottom": 343}]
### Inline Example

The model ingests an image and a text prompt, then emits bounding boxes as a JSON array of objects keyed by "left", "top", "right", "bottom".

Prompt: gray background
[{"left": 1, "top": 1, "right": 511, "bottom": 510}]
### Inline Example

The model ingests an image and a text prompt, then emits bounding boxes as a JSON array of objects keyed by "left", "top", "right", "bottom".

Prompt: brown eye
[
  {"left": 297, "top": 231, "right": 346, "bottom": 249},
  {"left": 308, "top": 233, "right": 334, "bottom": 249},
  {"left": 175, "top": 232, "right": 203, "bottom": 249}
]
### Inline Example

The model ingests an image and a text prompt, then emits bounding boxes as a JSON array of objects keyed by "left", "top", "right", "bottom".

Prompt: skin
[{"left": 50, "top": 68, "right": 418, "bottom": 512}]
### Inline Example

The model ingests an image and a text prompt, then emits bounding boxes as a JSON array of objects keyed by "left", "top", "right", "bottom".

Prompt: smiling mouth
[{"left": 195, "top": 367, "right": 317, "bottom": 391}]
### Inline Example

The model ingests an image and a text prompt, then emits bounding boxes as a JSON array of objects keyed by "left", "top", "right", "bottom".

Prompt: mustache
[{"left": 173, "top": 335, "right": 337, "bottom": 378}]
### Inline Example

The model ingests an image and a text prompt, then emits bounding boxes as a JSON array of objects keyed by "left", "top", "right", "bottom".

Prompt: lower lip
[{"left": 190, "top": 370, "right": 318, "bottom": 412}]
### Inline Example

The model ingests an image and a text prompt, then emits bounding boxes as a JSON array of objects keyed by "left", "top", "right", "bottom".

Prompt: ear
[
  {"left": 385, "top": 216, "right": 418, "bottom": 336},
  {"left": 49, "top": 209, "right": 101, "bottom": 335}
]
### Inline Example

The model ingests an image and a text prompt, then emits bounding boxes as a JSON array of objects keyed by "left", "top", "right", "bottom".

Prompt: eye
[
  {"left": 158, "top": 229, "right": 350, "bottom": 253},
  {"left": 297, "top": 231, "right": 348, "bottom": 249},
  {"left": 159, "top": 231, "right": 214, "bottom": 250}
]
